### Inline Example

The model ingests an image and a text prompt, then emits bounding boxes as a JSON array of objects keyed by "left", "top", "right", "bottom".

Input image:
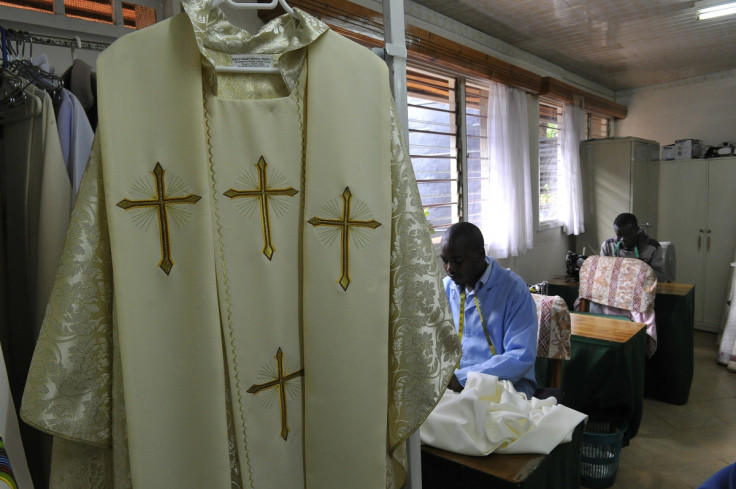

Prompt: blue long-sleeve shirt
[{"left": 444, "top": 256, "right": 538, "bottom": 398}]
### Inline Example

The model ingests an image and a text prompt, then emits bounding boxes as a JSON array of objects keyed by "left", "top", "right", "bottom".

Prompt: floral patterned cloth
[
  {"left": 577, "top": 256, "right": 657, "bottom": 313},
  {"left": 531, "top": 294, "right": 572, "bottom": 361},
  {"left": 574, "top": 256, "right": 658, "bottom": 356}
]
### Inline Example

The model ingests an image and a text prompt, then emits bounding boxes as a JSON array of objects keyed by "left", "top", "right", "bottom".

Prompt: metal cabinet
[
  {"left": 658, "top": 157, "right": 736, "bottom": 331},
  {"left": 576, "top": 137, "right": 661, "bottom": 255}
]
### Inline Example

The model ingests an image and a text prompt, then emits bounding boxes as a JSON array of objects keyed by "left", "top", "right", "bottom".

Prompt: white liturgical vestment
[{"left": 20, "top": 3, "right": 460, "bottom": 489}]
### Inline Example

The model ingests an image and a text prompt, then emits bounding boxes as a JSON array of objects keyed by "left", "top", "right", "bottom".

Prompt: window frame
[
  {"left": 536, "top": 99, "right": 613, "bottom": 231},
  {"left": 406, "top": 62, "right": 494, "bottom": 247},
  {"left": 0, "top": 0, "right": 164, "bottom": 41},
  {"left": 538, "top": 97, "right": 564, "bottom": 231}
]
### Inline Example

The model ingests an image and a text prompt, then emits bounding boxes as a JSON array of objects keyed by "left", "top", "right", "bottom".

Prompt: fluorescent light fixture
[{"left": 696, "top": 0, "right": 736, "bottom": 20}]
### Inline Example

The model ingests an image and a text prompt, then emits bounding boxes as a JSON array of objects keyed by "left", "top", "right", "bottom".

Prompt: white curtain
[
  {"left": 481, "top": 81, "right": 533, "bottom": 258},
  {"left": 558, "top": 102, "right": 585, "bottom": 235}
]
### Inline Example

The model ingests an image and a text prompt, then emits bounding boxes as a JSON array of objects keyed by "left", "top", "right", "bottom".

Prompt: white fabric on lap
[{"left": 420, "top": 372, "right": 587, "bottom": 456}]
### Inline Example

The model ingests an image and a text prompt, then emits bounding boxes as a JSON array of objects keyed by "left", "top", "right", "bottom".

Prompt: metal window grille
[
  {"left": 539, "top": 101, "right": 563, "bottom": 224},
  {"left": 588, "top": 114, "right": 610, "bottom": 139},
  {"left": 465, "top": 82, "right": 489, "bottom": 229},
  {"left": 0, "top": 0, "right": 53, "bottom": 13},
  {"left": 1, "top": 0, "right": 156, "bottom": 28},
  {"left": 407, "top": 68, "right": 458, "bottom": 242}
]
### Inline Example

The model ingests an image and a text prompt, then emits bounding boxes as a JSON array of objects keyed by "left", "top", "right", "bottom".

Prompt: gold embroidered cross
[
  {"left": 224, "top": 156, "right": 298, "bottom": 260},
  {"left": 308, "top": 187, "right": 381, "bottom": 291},
  {"left": 247, "top": 348, "right": 304, "bottom": 440},
  {"left": 117, "top": 162, "right": 201, "bottom": 275}
]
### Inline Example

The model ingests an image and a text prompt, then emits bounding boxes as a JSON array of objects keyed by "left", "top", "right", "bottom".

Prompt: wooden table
[
  {"left": 537, "top": 311, "right": 646, "bottom": 443},
  {"left": 547, "top": 276, "right": 695, "bottom": 405},
  {"left": 421, "top": 315, "right": 644, "bottom": 489},
  {"left": 570, "top": 312, "right": 645, "bottom": 342},
  {"left": 421, "top": 421, "right": 585, "bottom": 489}
]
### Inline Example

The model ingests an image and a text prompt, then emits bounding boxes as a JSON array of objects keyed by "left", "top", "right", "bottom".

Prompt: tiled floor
[{"left": 604, "top": 330, "right": 736, "bottom": 488}]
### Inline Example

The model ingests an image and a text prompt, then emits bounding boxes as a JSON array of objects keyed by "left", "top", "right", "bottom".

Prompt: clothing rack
[{"left": 3, "top": 28, "right": 110, "bottom": 53}]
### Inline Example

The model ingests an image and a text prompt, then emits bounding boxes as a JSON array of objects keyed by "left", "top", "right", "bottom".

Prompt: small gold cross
[
  {"left": 224, "top": 156, "right": 298, "bottom": 260},
  {"left": 117, "top": 162, "right": 201, "bottom": 274},
  {"left": 247, "top": 348, "right": 304, "bottom": 440},
  {"left": 308, "top": 187, "right": 381, "bottom": 291}
]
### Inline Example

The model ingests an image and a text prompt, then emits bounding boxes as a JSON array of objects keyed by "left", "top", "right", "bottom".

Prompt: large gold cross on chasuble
[
  {"left": 308, "top": 187, "right": 382, "bottom": 291},
  {"left": 247, "top": 347, "right": 304, "bottom": 440},
  {"left": 224, "top": 156, "right": 298, "bottom": 260},
  {"left": 116, "top": 162, "right": 201, "bottom": 275}
]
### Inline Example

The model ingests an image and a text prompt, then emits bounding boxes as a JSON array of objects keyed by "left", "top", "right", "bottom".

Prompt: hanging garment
[
  {"left": 0, "top": 343, "right": 34, "bottom": 489},
  {"left": 718, "top": 252, "right": 736, "bottom": 370},
  {"left": 1, "top": 81, "right": 70, "bottom": 489},
  {"left": 21, "top": 5, "right": 461, "bottom": 489},
  {"left": 55, "top": 88, "right": 94, "bottom": 198},
  {"left": 61, "top": 58, "right": 97, "bottom": 130}
]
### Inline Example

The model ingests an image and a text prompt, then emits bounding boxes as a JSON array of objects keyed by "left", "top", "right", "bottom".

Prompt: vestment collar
[{"left": 181, "top": 0, "right": 328, "bottom": 94}]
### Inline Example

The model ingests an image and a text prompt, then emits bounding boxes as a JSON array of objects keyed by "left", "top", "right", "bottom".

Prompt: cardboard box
[
  {"left": 675, "top": 139, "right": 705, "bottom": 159},
  {"left": 662, "top": 144, "right": 675, "bottom": 160}
]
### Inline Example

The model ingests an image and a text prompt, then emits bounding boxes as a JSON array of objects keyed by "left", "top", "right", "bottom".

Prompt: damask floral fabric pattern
[
  {"left": 21, "top": 136, "right": 113, "bottom": 446},
  {"left": 386, "top": 101, "right": 461, "bottom": 476}
]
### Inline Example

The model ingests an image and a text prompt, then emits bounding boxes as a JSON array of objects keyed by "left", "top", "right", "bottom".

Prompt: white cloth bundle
[{"left": 420, "top": 372, "right": 587, "bottom": 456}]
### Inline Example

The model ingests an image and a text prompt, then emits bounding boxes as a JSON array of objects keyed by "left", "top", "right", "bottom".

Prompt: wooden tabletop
[
  {"left": 421, "top": 444, "right": 546, "bottom": 483},
  {"left": 570, "top": 312, "right": 645, "bottom": 343},
  {"left": 549, "top": 276, "right": 694, "bottom": 296},
  {"left": 655, "top": 282, "right": 694, "bottom": 296}
]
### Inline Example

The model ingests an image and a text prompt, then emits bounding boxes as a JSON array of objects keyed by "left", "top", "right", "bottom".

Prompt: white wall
[{"left": 615, "top": 70, "right": 736, "bottom": 149}]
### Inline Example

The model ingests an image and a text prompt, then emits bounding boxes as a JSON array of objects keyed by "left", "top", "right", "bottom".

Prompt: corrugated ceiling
[{"left": 410, "top": 0, "right": 736, "bottom": 91}]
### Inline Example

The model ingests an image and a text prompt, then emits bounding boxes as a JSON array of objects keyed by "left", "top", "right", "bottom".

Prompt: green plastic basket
[{"left": 580, "top": 418, "right": 627, "bottom": 489}]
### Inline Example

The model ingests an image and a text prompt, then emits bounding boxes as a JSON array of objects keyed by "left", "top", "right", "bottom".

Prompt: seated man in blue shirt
[{"left": 440, "top": 222, "right": 538, "bottom": 399}]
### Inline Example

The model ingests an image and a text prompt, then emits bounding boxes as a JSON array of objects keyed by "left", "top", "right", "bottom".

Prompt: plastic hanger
[
  {"left": 210, "top": 0, "right": 296, "bottom": 74},
  {"left": 71, "top": 35, "right": 81, "bottom": 62},
  {"left": 0, "top": 69, "right": 27, "bottom": 112},
  {"left": 0, "top": 86, "right": 41, "bottom": 123}
]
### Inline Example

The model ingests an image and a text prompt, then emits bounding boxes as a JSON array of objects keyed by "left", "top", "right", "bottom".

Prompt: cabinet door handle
[
  {"left": 698, "top": 235, "right": 702, "bottom": 250},
  {"left": 707, "top": 229, "right": 711, "bottom": 251}
]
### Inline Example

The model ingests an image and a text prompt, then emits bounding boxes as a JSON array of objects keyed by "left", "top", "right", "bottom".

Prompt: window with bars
[
  {"left": 407, "top": 66, "right": 490, "bottom": 243},
  {"left": 465, "top": 83, "right": 490, "bottom": 229},
  {"left": 539, "top": 100, "right": 562, "bottom": 225},
  {"left": 589, "top": 113, "right": 610, "bottom": 139},
  {"left": 0, "top": 0, "right": 156, "bottom": 28},
  {"left": 538, "top": 102, "right": 612, "bottom": 227},
  {"left": 407, "top": 69, "right": 458, "bottom": 242}
]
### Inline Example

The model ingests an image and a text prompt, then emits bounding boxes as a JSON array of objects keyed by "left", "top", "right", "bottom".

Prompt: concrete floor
[{"left": 602, "top": 330, "right": 736, "bottom": 488}]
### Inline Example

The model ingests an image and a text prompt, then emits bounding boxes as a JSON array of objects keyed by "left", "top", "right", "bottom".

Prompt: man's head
[
  {"left": 440, "top": 222, "right": 487, "bottom": 290},
  {"left": 613, "top": 213, "right": 639, "bottom": 250}
]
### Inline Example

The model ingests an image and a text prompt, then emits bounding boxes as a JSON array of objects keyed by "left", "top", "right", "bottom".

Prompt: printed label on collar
[{"left": 230, "top": 54, "right": 276, "bottom": 69}]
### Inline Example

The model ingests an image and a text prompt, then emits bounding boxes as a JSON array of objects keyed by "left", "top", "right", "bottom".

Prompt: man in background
[
  {"left": 440, "top": 222, "right": 538, "bottom": 399},
  {"left": 601, "top": 212, "right": 668, "bottom": 282}
]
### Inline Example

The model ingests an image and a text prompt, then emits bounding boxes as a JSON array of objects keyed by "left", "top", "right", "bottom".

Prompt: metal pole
[
  {"left": 382, "top": 2, "right": 421, "bottom": 489},
  {"left": 383, "top": 0, "right": 409, "bottom": 143}
]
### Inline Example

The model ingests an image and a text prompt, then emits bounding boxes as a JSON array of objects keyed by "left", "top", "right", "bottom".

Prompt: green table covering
[
  {"left": 537, "top": 327, "right": 646, "bottom": 444},
  {"left": 547, "top": 277, "right": 694, "bottom": 405},
  {"left": 643, "top": 286, "right": 695, "bottom": 405}
]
